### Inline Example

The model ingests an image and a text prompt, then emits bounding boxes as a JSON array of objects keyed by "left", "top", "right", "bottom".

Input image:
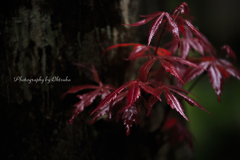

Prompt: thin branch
[
  {"left": 187, "top": 72, "right": 206, "bottom": 92},
  {"left": 154, "top": 20, "right": 167, "bottom": 56}
]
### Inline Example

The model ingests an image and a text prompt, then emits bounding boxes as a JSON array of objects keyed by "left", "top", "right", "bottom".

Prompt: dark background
[{"left": 170, "top": 1, "right": 240, "bottom": 160}]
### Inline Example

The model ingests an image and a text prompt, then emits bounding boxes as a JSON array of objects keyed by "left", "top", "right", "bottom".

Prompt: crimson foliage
[{"left": 63, "top": 2, "right": 240, "bottom": 150}]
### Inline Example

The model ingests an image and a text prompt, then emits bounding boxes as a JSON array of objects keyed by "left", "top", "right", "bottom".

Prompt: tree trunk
[
  {"left": 1, "top": 0, "right": 192, "bottom": 159},
  {"left": 1, "top": 0, "right": 139, "bottom": 159}
]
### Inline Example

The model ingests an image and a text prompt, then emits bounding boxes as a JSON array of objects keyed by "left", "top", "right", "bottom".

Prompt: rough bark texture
[
  {"left": 1, "top": 0, "right": 192, "bottom": 159},
  {"left": 1, "top": 0, "right": 138, "bottom": 159}
]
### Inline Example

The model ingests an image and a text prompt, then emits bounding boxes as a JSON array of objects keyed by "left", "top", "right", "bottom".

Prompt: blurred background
[
  {"left": 140, "top": 1, "right": 240, "bottom": 158},
  {"left": 169, "top": 0, "right": 240, "bottom": 160},
  {"left": 1, "top": 0, "right": 240, "bottom": 159}
]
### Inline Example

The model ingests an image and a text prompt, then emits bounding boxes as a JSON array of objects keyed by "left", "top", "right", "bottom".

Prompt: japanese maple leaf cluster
[{"left": 63, "top": 2, "right": 240, "bottom": 149}]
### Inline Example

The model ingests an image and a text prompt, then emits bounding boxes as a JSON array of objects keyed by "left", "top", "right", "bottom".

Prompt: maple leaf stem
[
  {"left": 154, "top": 8, "right": 180, "bottom": 56},
  {"left": 154, "top": 20, "right": 167, "bottom": 56},
  {"left": 187, "top": 72, "right": 206, "bottom": 92}
]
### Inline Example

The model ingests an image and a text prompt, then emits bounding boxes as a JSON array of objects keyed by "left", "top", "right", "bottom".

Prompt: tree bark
[
  {"left": 1, "top": 0, "right": 193, "bottom": 159},
  {"left": 1, "top": 0, "right": 139, "bottom": 159}
]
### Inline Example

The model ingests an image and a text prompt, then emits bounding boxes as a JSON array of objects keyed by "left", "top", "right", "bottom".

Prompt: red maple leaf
[
  {"left": 147, "top": 82, "right": 210, "bottom": 120},
  {"left": 183, "top": 47, "right": 240, "bottom": 101},
  {"left": 62, "top": 64, "right": 115, "bottom": 124},
  {"left": 135, "top": 55, "right": 203, "bottom": 84},
  {"left": 125, "top": 11, "right": 180, "bottom": 45},
  {"left": 116, "top": 104, "right": 140, "bottom": 135},
  {"left": 164, "top": 25, "right": 204, "bottom": 59},
  {"left": 102, "top": 43, "right": 171, "bottom": 59},
  {"left": 125, "top": 2, "right": 201, "bottom": 46},
  {"left": 90, "top": 79, "right": 161, "bottom": 134},
  {"left": 90, "top": 90, "right": 128, "bottom": 123},
  {"left": 91, "top": 79, "right": 161, "bottom": 114},
  {"left": 172, "top": 2, "right": 190, "bottom": 19},
  {"left": 172, "top": 5, "right": 202, "bottom": 39},
  {"left": 221, "top": 45, "right": 237, "bottom": 62},
  {"left": 90, "top": 90, "right": 140, "bottom": 135}
]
